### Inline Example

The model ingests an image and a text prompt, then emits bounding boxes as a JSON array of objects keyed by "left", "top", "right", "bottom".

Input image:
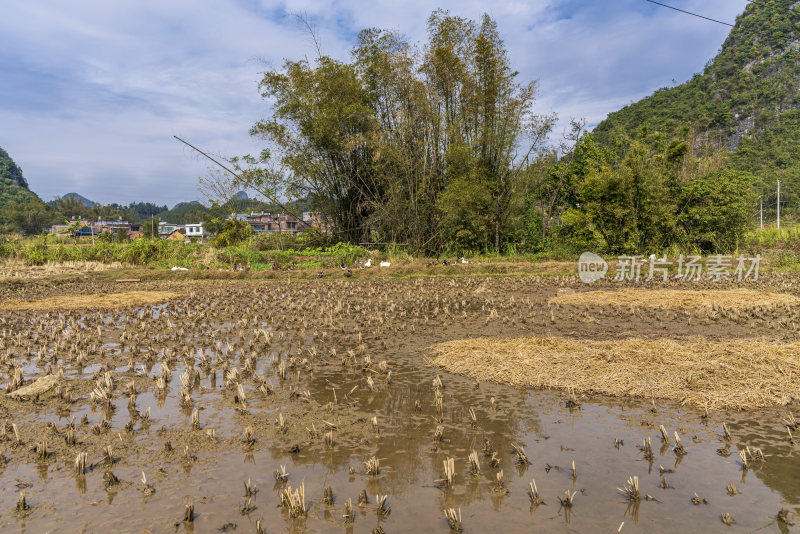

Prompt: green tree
[
  {"left": 249, "top": 11, "right": 552, "bottom": 252},
  {"left": 214, "top": 219, "right": 251, "bottom": 247},
  {"left": 0, "top": 147, "right": 54, "bottom": 235},
  {"left": 437, "top": 145, "right": 492, "bottom": 252},
  {"left": 200, "top": 202, "right": 228, "bottom": 235},
  {"left": 141, "top": 217, "right": 159, "bottom": 239},
  {"left": 4, "top": 201, "right": 53, "bottom": 235},
  {"left": 252, "top": 55, "right": 376, "bottom": 244},
  {"left": 53, "top": 195, "right": 89, "bottom": 219},
  {"left": 561, "top": 126, "right": 752, "bottom": 255},
  {"left": 114, "top": 227, "right": 128, "bottom": 242},
  {"left": 0, "top": 147, "right": 28, "bottom": 188},
  {"left": 677, "top": 169, "right": 755, "bottom": 252}
]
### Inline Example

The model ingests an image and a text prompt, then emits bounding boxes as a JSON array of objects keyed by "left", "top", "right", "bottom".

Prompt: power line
[{"left": 644, "top": 0, "right": 735, "bottom": 27}]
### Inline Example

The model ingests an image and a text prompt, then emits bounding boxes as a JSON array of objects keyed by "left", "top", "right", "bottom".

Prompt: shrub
[
  {"left": 214, "top": 219, "right": 251, "bottom": 247},
  {"left": 325, "top": 242, "right": 367, "bottom": 266},
  {"left": 0, "top": 238, "right": 21, "bottom": 259},
  {"left": 23, "top": 242, "right": 47, "bottom": 265}
]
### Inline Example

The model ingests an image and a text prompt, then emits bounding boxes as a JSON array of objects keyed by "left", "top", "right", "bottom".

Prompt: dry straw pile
[
  {"left": 430, "top": 336, "right": 800, "bottom": 410},
  {"left": 549, "top": 288, "right": 800, "bottom": 311},
  {"left": 0, "top": 261, "right": 122, "bottom": 280},
  {"left": 0, "top": 290, "right": 182, "bottom": 311}
]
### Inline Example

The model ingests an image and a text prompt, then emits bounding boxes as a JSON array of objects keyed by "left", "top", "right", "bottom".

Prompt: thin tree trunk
[{"left": 495, "top": 197, "right": 501, "bottom": 253}]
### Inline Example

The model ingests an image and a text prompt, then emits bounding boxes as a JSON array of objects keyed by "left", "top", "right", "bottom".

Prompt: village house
[
  {"left": 50, "top": 217, "right": 139, "bottom": 238},
  {"left": 166, "top": 229, "right": 186, "bottom": 241},
  {"left": 158, "top": 221, "right": 207, "bottom": 240},
  {"left": 233, "top": 211, "right": 322, "bottom": 236},
  {"left": 48, "top": 224, "right": 70, "bottom": 237},
  {"left": 184, "top": 223, "right": 207, "bottom": 239},
  {"left": 158, "top": 221, "right": 182, "bottom": 237}
]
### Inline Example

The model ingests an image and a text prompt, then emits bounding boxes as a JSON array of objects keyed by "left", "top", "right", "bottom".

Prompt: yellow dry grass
[
  {"left": 430, "top": 336, "right": 800, "bottom": 410},
  {"left": 0, "top": 290, "right": 182, "bottom": 311},
  {"left": 549, "top": 288, "right": 799, "bottom": 311},
  {"left": 0, "top": 261, "right": 123, "bottom": 280}
]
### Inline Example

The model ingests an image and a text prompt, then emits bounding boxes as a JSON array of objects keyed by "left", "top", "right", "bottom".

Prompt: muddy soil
[{"left": 0, "top": 274, "right": 798, "bottom": 532}]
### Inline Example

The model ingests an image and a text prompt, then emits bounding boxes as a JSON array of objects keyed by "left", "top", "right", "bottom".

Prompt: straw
[
  {"left": 548, "top": 288, "right": 798, "bottom": 311},
  {"left": 430, "top": 336, "right": 800, "bottom": 410},
  {"left": 0, "top": 290, "right": 181, "bottom": 310}
]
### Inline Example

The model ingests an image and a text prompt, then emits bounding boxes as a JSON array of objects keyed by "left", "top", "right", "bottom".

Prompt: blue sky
[{"left": 0, "top": 0, "right": 750, "bottom": 207}]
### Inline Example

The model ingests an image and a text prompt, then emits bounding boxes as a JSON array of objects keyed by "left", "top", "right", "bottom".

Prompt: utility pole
[
  {"left": 760, "top": 199, "right": 763, "bottom": 230},
  {"left": 777, "top": 179, "right": 781, "bottom": 230}
]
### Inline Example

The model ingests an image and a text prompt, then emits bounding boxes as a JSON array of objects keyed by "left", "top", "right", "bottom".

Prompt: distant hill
[
  {"left": 61, "top": 192, "right": 95, "bottom": 207},
  {"left": 0, "top": 147, "right": 28, "bottom": 189},
  {"left": 170, "top": 192, "right": 247, "bottom": 211},
  {"left": 160, "top": 201, "right": 208, "bottom": 224},
  {"left": 0, "top": 146, "right": 49, "bottom": 233},
  {"left": 172, "top": 200, "right": 201, "bottom": 211},
  {"left": 593, "top": 0, "right": 800, "bottom": 210}
]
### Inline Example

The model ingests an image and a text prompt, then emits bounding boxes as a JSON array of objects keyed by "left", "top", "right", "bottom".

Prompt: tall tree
[
  {"left": 250, "top": 11, "right": 552, "bottom": 252},
  {"left": 252, "top": 56, "right": 377, "bottom": 243}
]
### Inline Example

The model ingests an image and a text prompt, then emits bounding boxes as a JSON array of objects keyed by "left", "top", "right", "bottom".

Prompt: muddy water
[
  {"left": 1, "top": 278, "right": 800, "bottom": 533},
  {"left": 2, "top": 351, "right": 799, "bottom": 533}
]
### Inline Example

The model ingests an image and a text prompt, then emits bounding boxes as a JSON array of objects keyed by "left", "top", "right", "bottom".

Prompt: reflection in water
[
  {"left": 1, "top": 307, "right": 799, "bottom": 532},
  {"left": 75, "top": 474, "right": 87, "bottom": 495}
]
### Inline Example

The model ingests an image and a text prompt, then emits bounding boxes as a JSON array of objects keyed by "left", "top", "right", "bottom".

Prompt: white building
[
  {"left": 158, "top": 221, "right": 207, "bottom": 240},
  {"left": 184, "top": 223, "right": 207, "bottom": 239}
]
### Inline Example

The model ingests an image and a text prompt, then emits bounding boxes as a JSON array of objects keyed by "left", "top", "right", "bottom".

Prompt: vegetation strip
[{"left": 430, "top": 336, "right": 800, "bottom": 410}]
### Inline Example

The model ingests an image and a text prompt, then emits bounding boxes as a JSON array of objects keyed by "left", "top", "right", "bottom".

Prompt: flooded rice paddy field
[{"left": 0, "top": 275, "right": 799, "bottom": 532}]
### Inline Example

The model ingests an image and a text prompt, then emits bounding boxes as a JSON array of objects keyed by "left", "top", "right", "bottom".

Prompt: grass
[
  {"left": 0, "top": 290, "right": 183, "bottom": 310},
  {"left": 0, "top": 235, "right": 581, "bottom": 275},
  {"left": 743, "top": 225, "right": 800, "bottom": 252},
  {"left": 549, "top": 288, "right": 799, "bottom": 311},
  {"left": 430, "top": 336, "right": 800, "bottom": 410},
  {"left": 0, "top": 237, "right": 374, "bottom": 269},
  {"left": 10, "top": 233, "right": 800, "bottom": 281}
]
